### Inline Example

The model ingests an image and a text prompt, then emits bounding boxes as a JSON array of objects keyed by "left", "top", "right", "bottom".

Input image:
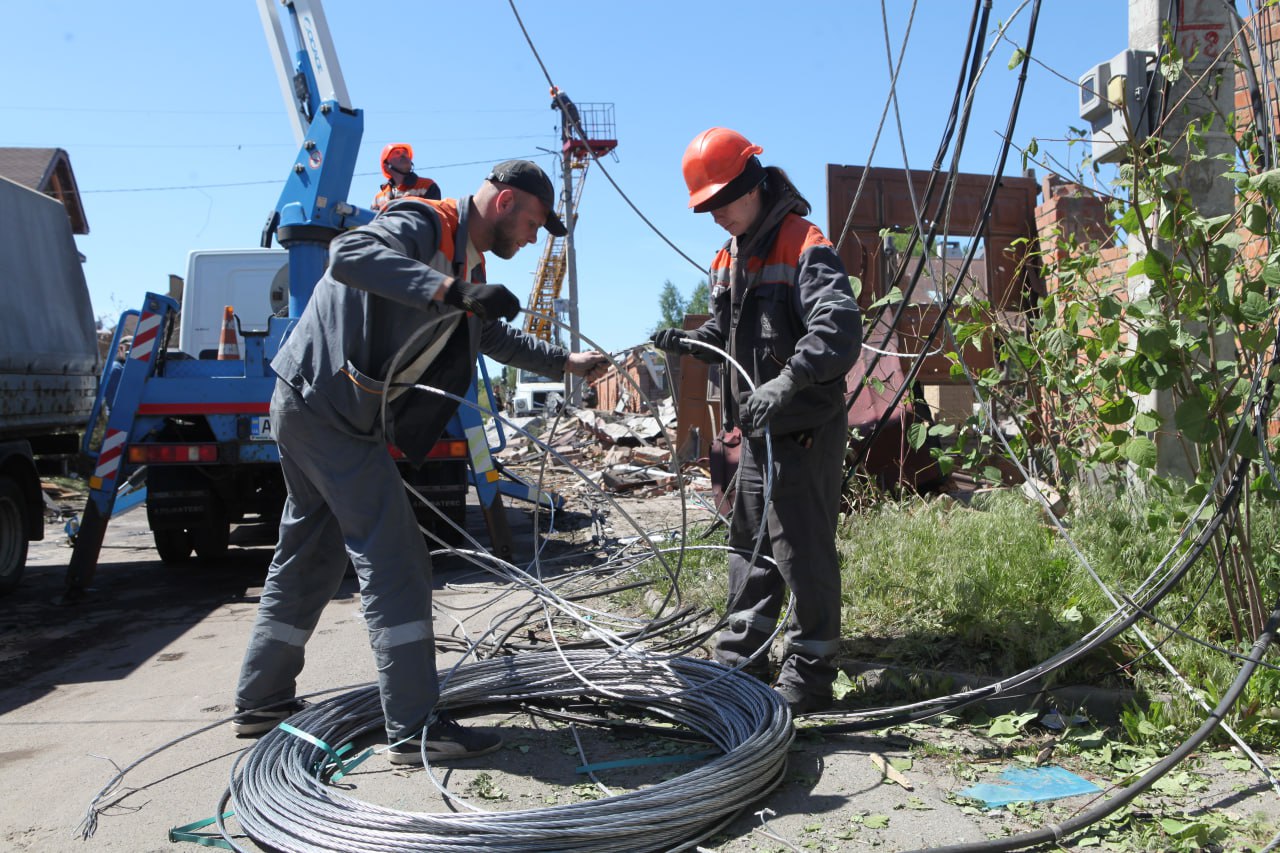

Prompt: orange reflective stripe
[{"left": 759, "top": 215, "right": 832, "bottom": 283}]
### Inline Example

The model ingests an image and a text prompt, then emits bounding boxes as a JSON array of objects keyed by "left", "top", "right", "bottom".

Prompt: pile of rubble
[{"left": 488, "top": 400, "right": 713, "bottom": 500}]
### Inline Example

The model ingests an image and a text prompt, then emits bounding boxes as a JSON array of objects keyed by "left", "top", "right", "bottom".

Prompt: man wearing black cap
[{"left": 233, "top": 159, "right": 606, "bottom": 766}]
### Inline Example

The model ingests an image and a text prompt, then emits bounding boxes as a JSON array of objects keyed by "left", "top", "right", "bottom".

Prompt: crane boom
[{"left": 256, "top": 0, "right": 353, "bottom": 146}]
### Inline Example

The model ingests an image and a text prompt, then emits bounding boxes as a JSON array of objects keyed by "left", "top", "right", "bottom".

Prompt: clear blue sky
[{"left": 4, "top": 1, "right": 1126, "bottom": 355}]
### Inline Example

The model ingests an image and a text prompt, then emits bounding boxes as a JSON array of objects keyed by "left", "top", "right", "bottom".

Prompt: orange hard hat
[
  {"left": 380, "top": 142, "right": 414, "bottom": 179},
  {"left": 681, "top": 128, "right": 763, "bottom": 210}
]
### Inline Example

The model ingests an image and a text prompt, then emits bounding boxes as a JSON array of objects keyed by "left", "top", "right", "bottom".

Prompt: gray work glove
[
  {"left": 445, "top": 280, "right": 521, "bottom": 322},
  {"left": 650, "top": 328, "right": 719, "bottom": 364},
  {"left": 741, "top": 369, "right": 801, "bottom": 432}
]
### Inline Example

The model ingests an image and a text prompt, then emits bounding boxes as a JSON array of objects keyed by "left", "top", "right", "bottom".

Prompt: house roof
[{"left": 0, "top": 147, "right": 89, "bottom": 234}]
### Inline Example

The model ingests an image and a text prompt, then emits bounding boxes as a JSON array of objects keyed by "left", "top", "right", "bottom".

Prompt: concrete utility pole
[
  {"left": 1128, "top": 0, "right": 1233, "bottom": 479},
  {"left": 562, "top": 153, "right": 582, "bottom": 406}
]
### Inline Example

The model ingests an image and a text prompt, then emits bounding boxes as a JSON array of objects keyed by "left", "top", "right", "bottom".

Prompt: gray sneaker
[{"left": 387, "top": 714, "right": 503, "bottom": 766}]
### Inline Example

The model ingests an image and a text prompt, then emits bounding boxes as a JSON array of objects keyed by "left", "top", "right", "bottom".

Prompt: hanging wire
[
  {"left": 73, "top": 4, "right": 1280, "bottom": 851},
  {"left": 504, "top": 0, "right": 708, "bottom": 277}
]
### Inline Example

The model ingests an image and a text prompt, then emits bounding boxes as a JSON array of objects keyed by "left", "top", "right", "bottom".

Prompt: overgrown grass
[
  {"left": 626, "top": 486, "right": 1280, "bottom": 748},
  {"left": 837, "top": 490, "right": 1109, "bottom": 678}
]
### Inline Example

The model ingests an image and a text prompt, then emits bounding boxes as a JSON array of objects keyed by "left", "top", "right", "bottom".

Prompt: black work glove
[
  {"left": 740, "top": 369, "right": 801, "bottom": 433},
  {"left": 650, "top": 328, "right": 719, "bottom": 364},
  {"left": 445, "top": 280, "right": 521, "bottom": 322},
  {"left": 650, "top": 328, "right": 690, "bottom": 352}
]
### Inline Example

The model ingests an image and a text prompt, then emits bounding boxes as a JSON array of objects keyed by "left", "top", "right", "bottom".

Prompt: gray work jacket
[{"left": 271, "top": 196, "right": 568, "bottom": 465}]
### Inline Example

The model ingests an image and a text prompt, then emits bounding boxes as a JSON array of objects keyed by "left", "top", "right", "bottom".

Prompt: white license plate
[{"left": 250, "top": 416, "right": 273, "bottom": 441}]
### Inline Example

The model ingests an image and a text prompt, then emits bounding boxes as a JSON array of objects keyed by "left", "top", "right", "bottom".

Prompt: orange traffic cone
[{"left": 217, "top": 305, "right": 240, "bottom": 360}]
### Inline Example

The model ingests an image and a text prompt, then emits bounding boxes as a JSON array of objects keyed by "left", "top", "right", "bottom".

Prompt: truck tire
[
  {"left": 0, "top": 476, "right": 28, "bottom": 595},
  {"left": 191, "top": 520, "right": 230, "bottom": 561},
  {"left": 154, "top": 528, "right": 193, "bottom": 564}
]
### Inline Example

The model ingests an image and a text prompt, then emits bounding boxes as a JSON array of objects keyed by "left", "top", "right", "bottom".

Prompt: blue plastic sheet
[{"left": 959, "top": 765, "right": 1101, "bottom": 808}]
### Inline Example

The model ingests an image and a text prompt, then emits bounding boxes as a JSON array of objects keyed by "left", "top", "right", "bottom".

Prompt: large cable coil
[{"left": 226, "top": 650, "right": 794, "bottom": 853}]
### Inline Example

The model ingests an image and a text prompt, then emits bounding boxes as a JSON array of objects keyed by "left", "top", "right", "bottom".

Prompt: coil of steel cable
[{"left": 226, "top": 650, "right": 793, "bottom": 852}]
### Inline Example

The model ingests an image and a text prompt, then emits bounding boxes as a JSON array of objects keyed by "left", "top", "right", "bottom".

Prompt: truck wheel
[
  {"left": 435, "top": 503, "right": 467, "bottom": 546},
  {"left": 154, "top": 528, "right": 193, "bottom": 564},
  {"left": 0, "top": 476, "right": 28, "bottom": 595},
  {"left": 191, "top": 521, "right": 230, "bottom": 561}
]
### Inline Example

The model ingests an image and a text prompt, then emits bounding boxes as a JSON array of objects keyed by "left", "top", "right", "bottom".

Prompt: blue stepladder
[{"left": 462, "top": 361, "right": 563, "bottom": 560}]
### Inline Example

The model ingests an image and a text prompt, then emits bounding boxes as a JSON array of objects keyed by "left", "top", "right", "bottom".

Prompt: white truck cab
[
  {"left": 177, "top": 249, "right": 290, "bottom": 359},
  {"left": 511, "top": 368, "right": 565, "bottom": 415}
]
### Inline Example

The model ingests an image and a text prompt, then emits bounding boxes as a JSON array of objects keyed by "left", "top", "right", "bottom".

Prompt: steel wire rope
[
  {"left": 138, "top": 307, "right": 793, "bottom": 850},
  {"left": 503, "top": 0, "right": 708, "bottom": 277},
  {"left": 915, "top": 7, "right": 1280, "bottom": 784},
  {"left": 384, "top": 360, "right": 792, "bottom": 700},
  {"left": 75, "top": 681, "right": 375, "bottom": 840},
  {"left": 376, "top": 308, "right": 685, "bottom": 644},
  {"left": 846, "top": 0, "right": 1027, "bottom": 476},
  {"left": 830, "top": 0, "right": 931, "bottom": 254},
  {"left": 404, "top": 314, "right": 797, "bottom": 680},
  {"left": 497, "top": 309, "right": 795, "bottom": 674},
  {"left": 905, "top": 593, "right": 1280, "bottom": 853},
  {"left": 337, "top": 319, "right": 806, "bottom": 815},
  {"left": 222, "top": 653, "right": 794, "bottom": 852},
  {"left": 840, "top": 0, "right": 997, "bottom": 437},
  {"left": 439, "top": 552, "right": 709, "bottom": 661}
]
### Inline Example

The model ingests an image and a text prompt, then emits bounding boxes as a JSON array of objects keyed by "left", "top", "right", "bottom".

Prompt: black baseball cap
[{"left": 486, "top": 160, "right": 567, "bottom": 237}]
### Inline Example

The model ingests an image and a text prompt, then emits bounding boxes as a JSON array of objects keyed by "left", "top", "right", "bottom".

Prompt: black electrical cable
[
  {"left": 909, "top": 594, "right": 1280, "bottom": 853},
  {"left": 1228, "top": 0, "right": 1278, "bottom": 170},
  {"left": 847, "top": 0, "right": 1039, "bottom": 475},
  {"left": 503, "top": 0, "right": 708, "bottom": 277},
  {"left": 841, "top": 0, "right": 993, "bottom": 426},
  {"left": 817, "top": 413, "right": 1261, "bottom": 736},
  {"left": 866, "top": 0, "right": 1280, "bottom": 688}
]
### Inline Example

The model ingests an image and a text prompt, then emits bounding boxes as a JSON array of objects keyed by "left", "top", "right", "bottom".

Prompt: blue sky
[{"left": 4, "top": 1, "right": 1127, "bottom": 355}]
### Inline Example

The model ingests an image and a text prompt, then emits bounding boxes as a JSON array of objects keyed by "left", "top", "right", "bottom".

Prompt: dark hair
[{"left": 760, "top": 166, "right": 811, "bottom": 216}]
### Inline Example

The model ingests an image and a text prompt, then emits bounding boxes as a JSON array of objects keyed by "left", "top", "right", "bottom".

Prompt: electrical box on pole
[{"left": 1079, "top": 49, "right": 1156, "bottom": 164}]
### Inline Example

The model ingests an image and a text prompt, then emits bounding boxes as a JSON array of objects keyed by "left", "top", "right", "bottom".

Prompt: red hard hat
[
  {"left": 681, "top": 128, "right": 763, "bottom": 210},
  {"left": 380, "top": 142, "right": 414, "bottom": 179}
]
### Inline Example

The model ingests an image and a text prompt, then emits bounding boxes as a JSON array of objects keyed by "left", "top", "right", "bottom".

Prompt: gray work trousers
[
  {"left": 714, "top": 412, "right": 846, "bottom": 697},
  {"left": 235, "top": 381, "right": 438, "bottom": 741}
]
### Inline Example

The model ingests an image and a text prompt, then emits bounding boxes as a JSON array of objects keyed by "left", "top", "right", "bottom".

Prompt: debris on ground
[
  {"left": 958, "top": 765, "right": 1101, "bottom": 808},
  {"left": 491, "top": 401, "right": 694, "bottom": 501}
]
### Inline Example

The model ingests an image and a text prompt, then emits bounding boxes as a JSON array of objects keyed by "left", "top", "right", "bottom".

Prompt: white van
[{"left": 177, "top": 249, "right": 290, "bottom": 358}]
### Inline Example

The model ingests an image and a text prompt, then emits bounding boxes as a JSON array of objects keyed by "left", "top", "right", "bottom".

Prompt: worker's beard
[{"left": 490, "top": 217, "right": 522, "bottom": 260}]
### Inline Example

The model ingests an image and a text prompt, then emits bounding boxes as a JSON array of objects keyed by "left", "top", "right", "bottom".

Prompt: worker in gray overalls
[
  {"left": 234, "top": 160, "right": 607, "bottom": 764},
  {"left": 654, "top": 129, "right": 862, "bottom": 715}
]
